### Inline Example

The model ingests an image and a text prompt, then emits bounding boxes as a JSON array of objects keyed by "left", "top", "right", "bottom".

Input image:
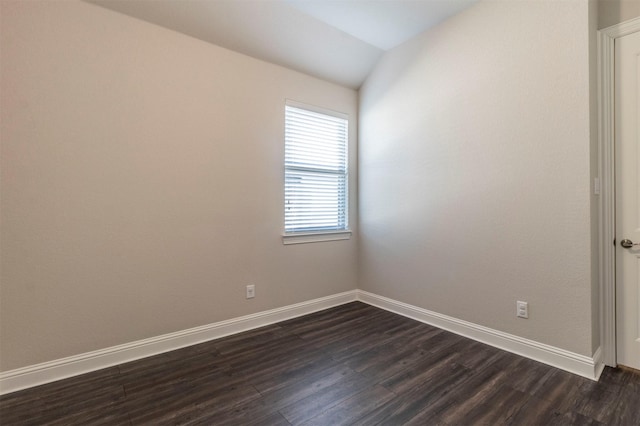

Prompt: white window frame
[{"left": 282, "top": 100, "right": 351, "bottom": 245}]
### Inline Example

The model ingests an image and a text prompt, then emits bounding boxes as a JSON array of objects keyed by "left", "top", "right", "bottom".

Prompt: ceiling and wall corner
[
  {"left": 284, "top": 0, "right": 479, "bottom": 51},
  {"left": 87, "top": 0, "right": 479, "bottom": 89}
]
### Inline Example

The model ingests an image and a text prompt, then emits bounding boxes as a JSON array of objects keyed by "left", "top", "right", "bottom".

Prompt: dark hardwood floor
[{"left": 1, "top": 302, "right": 639, "bottom": 425}]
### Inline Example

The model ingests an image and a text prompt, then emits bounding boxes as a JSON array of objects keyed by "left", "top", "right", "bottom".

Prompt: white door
[{"left": 616, "top": 29, "right": 640, "bottom": 370}]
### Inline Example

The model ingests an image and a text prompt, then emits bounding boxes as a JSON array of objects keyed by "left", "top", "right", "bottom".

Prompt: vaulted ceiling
[{"left": 88, "top": 0, "right": 479, "bottom": 89}]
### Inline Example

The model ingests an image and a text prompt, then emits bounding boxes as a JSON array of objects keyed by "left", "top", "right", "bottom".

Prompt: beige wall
[
  {"left": 359, "top": 0, "right": 596, "bottom": 356},
  {"left": 599, "top": 0, "right": 640, "bottom": 28},
  {"left": 1, "top": 0, "right": 604, "bottom": 374},
  {"left": 0, "top": 0, "right": 358, "bottom": 371}
]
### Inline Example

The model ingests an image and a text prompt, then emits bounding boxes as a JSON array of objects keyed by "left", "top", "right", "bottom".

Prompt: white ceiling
[
  {"left": 88, "top": 0, "right": 478, "bottom": 89},
  {"left": 285, "top": 0, "right": 478, "bottom": 51}
]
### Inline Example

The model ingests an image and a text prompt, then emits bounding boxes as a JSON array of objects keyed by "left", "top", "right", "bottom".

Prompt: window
[{"left": 283, "top": 102, "right": 350, "bottom": 244}]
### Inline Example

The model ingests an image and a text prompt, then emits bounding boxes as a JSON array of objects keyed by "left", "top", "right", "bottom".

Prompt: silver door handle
[{"left": 621, "top": 239, "right": 640, "bottom": 248}]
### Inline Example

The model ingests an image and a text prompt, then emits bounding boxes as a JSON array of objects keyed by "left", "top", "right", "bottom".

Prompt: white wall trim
[
  {"left": 1, "top": 288, "right": 607, "bottom": 395},
  {"left": 593, "top": 346, "right": 606, "bottom": 381},
  {"left": 356, "top": 290, "right": 604, "bottom": 381},
  {"left": 282, "top": 230, "right": 352, "bottom": 245},
  {"left": 0, "top": 290, "right": 358, "bottom": 395},
  {"left": 597, "top": 15, "right": 640, "bottom": 368}
]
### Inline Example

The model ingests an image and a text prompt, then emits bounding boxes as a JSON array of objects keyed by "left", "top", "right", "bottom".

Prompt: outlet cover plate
[
  {"left": 246, "top": 285, "right": 255, "bottom": 299},
  {"left": 517, "top": 301, "right": 528, "bottom": 319}
]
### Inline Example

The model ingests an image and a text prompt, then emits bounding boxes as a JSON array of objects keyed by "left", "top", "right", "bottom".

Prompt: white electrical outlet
[
  {"left": 246, "top": 284, "right": 255, "bottom": 299},
  {"left": 516, "top": 301, "right": 528, "bottom": 319}
]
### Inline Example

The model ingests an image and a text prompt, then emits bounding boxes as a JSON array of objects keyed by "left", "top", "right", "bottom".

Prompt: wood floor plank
[
  {"left": 301, "top": 385, "right": 395, "bottom": 426},
  {"left": 416, "top": 328, "right": 469, "bottom": 354},
  {"left": 435, "top": 358, "right": 517, "bottom": 424},
  {"left": 2, "top": 301, "right": 640, "bottom": 425},
  {"left": 125, "top": 380, "right": 261, "bottom": 425},
  {"left": 325, "top": 331, "right": 395, "bottom": 362},
  {"left": 212, "top": 324, "right": 290, "bottom": 355},
  {"left": 203, "top": 393, "right": 287, "bottom": 426},
  {"left": 507, "top": 396, "right": 603, "bottom": 426},
  {"left": 570, "top": 385, "right": 621, "bottom": 424},
  {"left": 503, "top": 393, "right": 566, "bottom": 425},
  {"left": 596, "top": 365, "right": 632, "bottom": 390},
  {"left": 546, "top": 411, "right": 606, "bottom": 426},
  {"left": 0, "top": 393, "right": 48, "bottom": 425},
  {"left": 621, "top": 367, "right": 640, "bottom": 394},
  {"left": 281, "top": 306, "right": 378, "bottom": 340},
  {"left": 123, "top": 368, "right": 236, "bottom": 401},
  {"left": 504, "top": 357, "right": 556, "bottom": 395},
  {"left": 609, "top": 387, "right": 640, "bottom": 426},
  {"left": 451, "top": 339, "right": 506, "bottom": 372},
  {"left": 354, "top": 362, "right": 473, "bottom": 426},
  {"left": 380, "top": 315, "right": 432, "bottom": 336},
  {"left": 344, "top": 341, "right": 429, "bottom": 383},
  {"left": 221, "top": 332, "right": 323, "bottom": 368},
  {"left": 43, "top": 383, "right": 126, "bottom": 416},
  {"left": 441, "top": 383, "right": 530, "bottom": 426},
  {"left": 228, "top": 348, "right": 335, "bottom": 390},
  {"left": 209, "top": 410, "right": 292, "bottom": 426},
  {"left": 259, "top": 365, "right": 359, "bottom": 410},
  {"left": 117, "top": 346, "right": 222, "bottom": 377},
  {"left": 379, "top": 345, "right": 463, "bottom": 394},
  {"left": 379, "top": 321, "right": 443, "bottom": 349},
  {"left": 277, "top": 302, "right": 373, "bottom": 333},
  {"left": 251, "top": 354, "right": 340, "bottom": 395},
  {"left": 278, "top": 370, "right": 376, "bottom": 425},
  {"left": 44, "top": 402, "right": 131, "bottom": 426},
  {"left": 294, "top": 318, "right": 381, "bottom": 350},
  {"left": 524, "top": 368, "right": 590, "bottom": 414},
  {"left": 120, "top": 355, "right": 230, "bottom": 395}
]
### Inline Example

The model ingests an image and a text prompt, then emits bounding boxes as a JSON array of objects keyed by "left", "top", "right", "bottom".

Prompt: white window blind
[{"left": 284, "top": 104, "right": 348, "bottom": 234}]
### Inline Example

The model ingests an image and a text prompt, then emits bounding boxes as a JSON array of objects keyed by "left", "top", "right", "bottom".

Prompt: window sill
[{"left": 282, "top": 230, "right": 352, "bottom": 245}]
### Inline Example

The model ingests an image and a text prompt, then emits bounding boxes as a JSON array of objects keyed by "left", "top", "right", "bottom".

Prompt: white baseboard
[
  {"left": 593, "top": 346, "right": 606, "bottom": 380},
  {"left": 0, "top": 290, "right": 358, "bottom": 395},
  {"left": 356, "top": 290, "right": 604, "bottom": 381},
  {"left": 1, "top": 288, "right": 605, "bottom": 395}
]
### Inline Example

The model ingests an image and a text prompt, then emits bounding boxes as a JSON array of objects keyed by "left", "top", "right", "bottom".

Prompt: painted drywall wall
[
  {"left": 0, "top": 0, "right": 358, "bottom": 371},
  {"left": 359, "top": 0, "right": 596, "bottom": 356},
  {"left": 599, "top": 0, "right": 640, "bottom": 28}
]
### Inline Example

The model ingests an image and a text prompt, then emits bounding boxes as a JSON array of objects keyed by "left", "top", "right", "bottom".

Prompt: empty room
[{"left": 1, "top": 0, "right": 640, "bottom": 424}]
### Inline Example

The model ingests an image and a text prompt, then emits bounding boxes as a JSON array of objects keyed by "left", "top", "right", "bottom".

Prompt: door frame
[{"left": 598, "top": 16, "right": 640, "bottom": 367}]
